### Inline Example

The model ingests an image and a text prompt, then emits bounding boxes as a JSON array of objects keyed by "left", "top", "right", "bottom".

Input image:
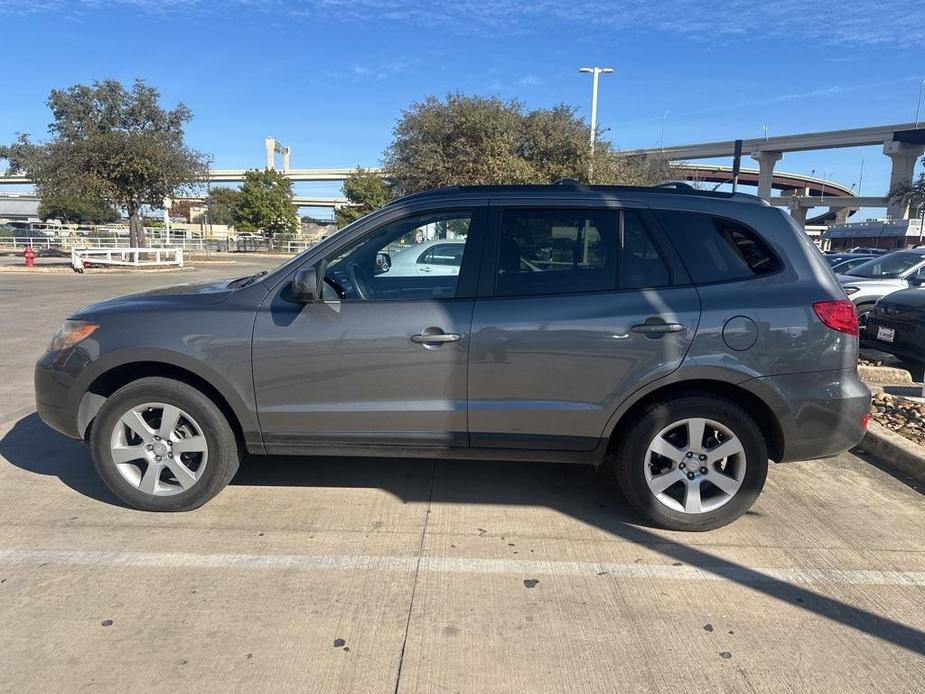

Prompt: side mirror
[
  {"left": 288, "top": 267, "right": 318, "bottom": 302},
  {"left": 375, "top": 251, "right": 392, "bottom": 275}
]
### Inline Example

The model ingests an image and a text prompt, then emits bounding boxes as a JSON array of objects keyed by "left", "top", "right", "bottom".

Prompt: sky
[{"left": 1, "top": 0, "right": 924, "bottom": 215}]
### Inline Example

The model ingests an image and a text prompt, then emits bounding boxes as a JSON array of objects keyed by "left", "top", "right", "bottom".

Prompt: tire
[
  {"left": 613, "top": 394, "right": 768, "bottom": 531},
  {"left": 90, "top": 377, "right": 240, "bottom": 511}
]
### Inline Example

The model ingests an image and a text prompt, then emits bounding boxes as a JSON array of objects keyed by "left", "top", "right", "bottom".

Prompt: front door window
[{"left": 323, "top": 211, "right": 473, "bottom": 301}]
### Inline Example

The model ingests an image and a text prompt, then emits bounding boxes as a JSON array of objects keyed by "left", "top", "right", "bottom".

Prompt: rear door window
[
  {"left": 495, "top": 208, "right": 671, "bottom": 296},
  {"left": 656, "top": 211, "right": 781, "bottom": 284}
]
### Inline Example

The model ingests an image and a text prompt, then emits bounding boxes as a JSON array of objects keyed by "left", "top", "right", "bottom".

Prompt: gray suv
[{"left": 35, "top": 183, "right": 870, "bottom": 531}]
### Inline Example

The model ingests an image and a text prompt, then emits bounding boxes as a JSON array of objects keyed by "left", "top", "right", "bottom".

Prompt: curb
[
  {"left": 0, "top": 265, "right": 192, "bottom": 274},
  {"left": 855, "top": 421, "right": 925, "bottom": 483},
  {"left": 858, "top": 364, "right": 913, "bottom": 385}
]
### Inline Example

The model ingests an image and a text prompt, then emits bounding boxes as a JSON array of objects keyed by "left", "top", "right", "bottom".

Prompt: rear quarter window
[{"left": 656, "top": 211, "right": 781, "bottom": 284}]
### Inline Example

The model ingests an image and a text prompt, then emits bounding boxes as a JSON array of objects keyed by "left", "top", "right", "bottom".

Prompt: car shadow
[
  {"left": 0, "top": 413, "right": 130, "bottom": 508},
  {"left": 1, "top": 411, "right": 924, "bottom": 657}
]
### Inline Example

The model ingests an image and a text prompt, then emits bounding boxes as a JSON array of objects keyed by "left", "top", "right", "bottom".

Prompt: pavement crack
[{"left": 392, "top": 458, "right": 437, "bottom": 694}]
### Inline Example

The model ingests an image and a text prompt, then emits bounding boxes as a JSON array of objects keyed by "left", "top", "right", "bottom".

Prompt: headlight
[
  {"left": 843, "top": 287, "right": 859, "bottom": 296},
  {"left": 49, "top": 319, "right": 98, "bottom": 352}
]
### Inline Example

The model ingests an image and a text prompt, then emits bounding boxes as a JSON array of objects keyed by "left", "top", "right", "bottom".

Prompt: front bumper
[
  {"left": 744, "top": 369, "right": 871, "bottom": 462},
  {"left": 34, "top": 348, "right": 90, "bottom": 439}
]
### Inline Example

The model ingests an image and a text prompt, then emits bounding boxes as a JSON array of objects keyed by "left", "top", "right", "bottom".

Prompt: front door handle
[
  {"left": 410, "top": 327, "right": 461, "bottom": 345},
  {"left": 631, "top": 321, "right": 686, "bottom": 335}
]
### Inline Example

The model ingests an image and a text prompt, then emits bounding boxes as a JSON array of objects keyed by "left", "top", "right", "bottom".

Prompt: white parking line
[{"left": 1, "top": 547, "right": 923, "bottom": 587}]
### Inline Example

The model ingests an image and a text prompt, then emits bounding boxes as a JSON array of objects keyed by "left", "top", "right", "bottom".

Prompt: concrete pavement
[{"left": 0, "top": 262, "right": 923, "bottom": 693}]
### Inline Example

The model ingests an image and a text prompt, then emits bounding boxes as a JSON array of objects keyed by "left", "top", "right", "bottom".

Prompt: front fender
[{"left": 71, "top": 341, "right": 265, "bottom": 454}]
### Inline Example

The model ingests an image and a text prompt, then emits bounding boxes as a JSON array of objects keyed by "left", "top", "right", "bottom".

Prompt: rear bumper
[{"left": 743, "top": 369, "right": 870, "bottom": 462}]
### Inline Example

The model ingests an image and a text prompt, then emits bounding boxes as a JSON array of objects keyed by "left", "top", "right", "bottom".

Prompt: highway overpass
[{"left": 3, "top": 122, "right": 921, "bottom": 220}]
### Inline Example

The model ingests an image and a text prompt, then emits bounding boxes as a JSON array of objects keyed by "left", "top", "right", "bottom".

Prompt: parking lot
[{"left": 0, "top": 262, "right": 923, "bottom": 693}]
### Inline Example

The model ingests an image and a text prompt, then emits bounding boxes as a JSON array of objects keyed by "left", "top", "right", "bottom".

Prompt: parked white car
[{"left": 386, "top": 240, "right": 465, "bottom": 276}]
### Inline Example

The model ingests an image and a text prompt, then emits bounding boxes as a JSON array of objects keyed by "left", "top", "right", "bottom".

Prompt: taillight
[
  {"left": 861, "top": 413, "right": 870, "bottom": 429},
  {"left": 813, "top": 299, "right": 858, "bottom": 336}
]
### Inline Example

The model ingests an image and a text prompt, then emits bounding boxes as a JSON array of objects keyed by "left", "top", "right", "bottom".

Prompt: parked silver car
[{"left": 838, "top": 249, "right": 925, "bottom": 321}]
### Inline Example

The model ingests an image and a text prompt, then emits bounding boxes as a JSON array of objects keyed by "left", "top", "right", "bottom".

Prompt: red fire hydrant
[{"left": 24, "top": 246, "right": 36, "bottom": 268}]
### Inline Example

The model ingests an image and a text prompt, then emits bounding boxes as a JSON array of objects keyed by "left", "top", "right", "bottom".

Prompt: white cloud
[
  {"left": 519, "top": 74, "right": 542, "bottom": 87},
  {"left": 1, "top": 1, "right": 921, "bottom": 47}
]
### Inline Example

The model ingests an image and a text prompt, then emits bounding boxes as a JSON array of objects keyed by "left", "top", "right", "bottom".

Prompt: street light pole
[
  {"left": 579, "top": 66, "right": 613, "bottom": 182},
  {"left": 915, "top": 78, "right": 925, "bottom": 128}
]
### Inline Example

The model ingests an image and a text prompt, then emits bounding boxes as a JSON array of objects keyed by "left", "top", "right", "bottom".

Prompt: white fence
[
  {"left": 71, "top": 247, "right": 184, "bottom": 271},
  {"left": 1, "top": 236, "right": 207, "bottom": 251},
  {"left": 1, "top": 235, "right": 317, "bottom": 254}
]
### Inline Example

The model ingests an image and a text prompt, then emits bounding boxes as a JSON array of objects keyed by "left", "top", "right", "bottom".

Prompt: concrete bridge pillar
[
  {"left": 751, "top": 150, "right": 783, "bottom": 201},
  {"left": 834, "top": 208, "right": 852, "bottom": 225},
  {"left": 788, "top": 205, "right": 808, "bottom": 226},
  {"left": 883, "top": 141, "right": 925, "bottom": 219},
  {"left": 265, "top": 137, "right": 276, "bottom": 170}
]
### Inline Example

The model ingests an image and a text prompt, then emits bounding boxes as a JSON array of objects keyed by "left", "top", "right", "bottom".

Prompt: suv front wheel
[
  {"left": 614, "top": 394, "right": 768, "bottom": 531},
  {"left": 90, "top": 377, "right": 240, "bottom": 511}
]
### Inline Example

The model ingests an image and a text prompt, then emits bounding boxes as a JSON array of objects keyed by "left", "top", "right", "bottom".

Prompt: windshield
[{"left": 845, "top": 251, "right": 925, "bottom": 279}]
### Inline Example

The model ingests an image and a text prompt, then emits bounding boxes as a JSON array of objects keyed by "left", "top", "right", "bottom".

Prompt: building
[
  {"left": 822, "top": 218, "right": 925, "bottom": 251},
  {"left": 0, "top": 198, "right": 40, "bottom": 223}
]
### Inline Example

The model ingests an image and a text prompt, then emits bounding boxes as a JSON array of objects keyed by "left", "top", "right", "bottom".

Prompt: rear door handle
[
  {"left": 411, "top": 327, "right": 461, "bottom": 345},
  {"left": 631, "top": 322, "right": 685, "bottom": 335},
  {"left": 411, "top": 333, "right": 460, "bottom": 343}
]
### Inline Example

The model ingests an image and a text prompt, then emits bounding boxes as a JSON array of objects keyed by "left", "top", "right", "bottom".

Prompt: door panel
[
  {"left": 251, "top": 205, "right": 485, "bottom": 452},
  {"left": 253, "top": 296, "right": 473, "bottom": 449},
  {"left": 468, "top": 288, "right": 700, "bottom": 450}
]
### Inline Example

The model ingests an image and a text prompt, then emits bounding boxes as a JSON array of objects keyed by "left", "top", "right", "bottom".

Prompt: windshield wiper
[{"left": 232, "top": 270, "right": 268, "bottom": 288}]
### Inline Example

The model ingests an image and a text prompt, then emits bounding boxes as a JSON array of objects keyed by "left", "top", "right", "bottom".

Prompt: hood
[
  {"left": 837, "top": 274, "right": 903, "bottom": 286},
  {"left": 72, "top": 277, "right": 245, "bottom": 317}
]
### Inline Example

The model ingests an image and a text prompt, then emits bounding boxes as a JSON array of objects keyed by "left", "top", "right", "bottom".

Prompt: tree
[
  {"left": 204, "top": 187, "right": 242, "bottom": 226},
  {"left": 382, "top": 94, "right": 671, "bottom": 195},
  {"left": 336, "top": 167, "right": 393, "bottom": 226},
  {"left": 0, "top": 79, "right": 207, "bottom": 247},
  {"left": 37, "top": 192, "right": 118, "bottom": 224},
  {"left": 235, "top": 168, "right": 299, "bottom": 237},
  {"left": 168, "top": 199, "right": 194, "bottom": 222}
]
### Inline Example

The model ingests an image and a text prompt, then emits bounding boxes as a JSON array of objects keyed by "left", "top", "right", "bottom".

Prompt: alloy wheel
[
  {"left": 108, "top": 402, "right": 209, "bottom": 496},
  {"left": 643, "top": 417, "right": 746, "bottom": 515}
]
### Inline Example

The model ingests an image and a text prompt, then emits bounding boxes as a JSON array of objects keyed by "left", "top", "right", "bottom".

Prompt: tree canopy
[
  {"left": 37, "top": 192, "right": 118, "bottom": 225},
  {"left": 0, "top": 79, "right": 207, "bottom": 246},
  {"left": 205, "top": 187, "right": 243, "bottom": 226},
  {"left": 382, "top": 94, "right": 671, "bottom": 196},
  {"left": 235, "top": 168, "right": 299, "bottom": 237},
  {"left": 336, "top": 167, "right": 393, "bottom": 226}
]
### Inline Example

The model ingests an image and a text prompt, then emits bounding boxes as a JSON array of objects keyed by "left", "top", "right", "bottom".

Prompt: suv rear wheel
[
  {"left": 614, "top": 394, "right": 768, "bottom": 531},
  {"left": 90, "top": 377, "right": 240, "bottom": 511}
]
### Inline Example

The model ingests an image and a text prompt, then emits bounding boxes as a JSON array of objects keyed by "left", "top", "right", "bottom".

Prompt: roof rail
[
  {"left": 384, "top": 182, "right": 766, "bottom": 205},
  {"left": 653, "top": 181, "right": 697, "bottom": 192}
]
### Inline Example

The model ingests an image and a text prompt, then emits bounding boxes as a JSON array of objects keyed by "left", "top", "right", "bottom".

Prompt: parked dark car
[
  {"left": 824, "top": 253, "right": 875, "bottom": 270},
  {"left": 862, "top": 287, "right": 925, "bottom": 362},
  {"left": 35, "top": 183, "right": 870, "bottom": 531},
  {"left": 846, "top": 247, "right": 889, "bottom": 255},
  {"left": 830, "top": 255, "right": 877, "bottom": 274}
]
